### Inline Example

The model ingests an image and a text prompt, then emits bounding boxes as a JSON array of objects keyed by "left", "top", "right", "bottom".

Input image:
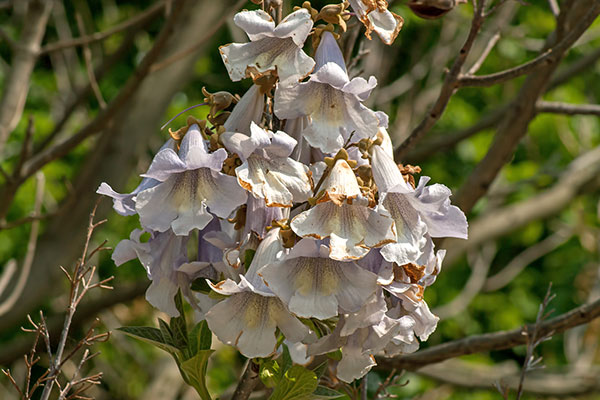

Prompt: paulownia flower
[
  {"left": 222, "top": 122, "right": 312, "bottom": 207},
  {"left": 371, "top": 144, "right": 467, "bottom": 265},
  {"left": 97, "top": 139, "right": 176, "bottom": 216},
  {"left": 371, "top": 238, "right": 444, "bottom": 356},
  {"left": 220, "top": 9, "right": 315, "bottom": 84},
  {"left": 205, "top": 229, "right": 311, "bottom": 358},
  {"left": 135, "top": 124, "right": 247, "bottom": 236},
  {"left": 307, "top": 292, "right": 412, "bottom": 382},
  {"left": 223, "top": 84, "right": 265, "bottom": 134},
  {"left": 291, "top": 159, "right": 395, "bottom": 261},
  {"left": 259, "top": 238, "right": 378, "bottom": 319},
  {"left": 274, "top": 31, "right": 380, "bottom": 154},
  {"left": 348, "top": 0, "right": 404, "bottom": 45},
  {"left": 243, "top": 194, "right": 287, "bottom": 239},
  {"left": 112, "top": 229, "right": 207, "bottom": 317}
]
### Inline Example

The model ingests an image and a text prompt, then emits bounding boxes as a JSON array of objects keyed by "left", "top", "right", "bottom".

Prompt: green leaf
[
  {"left": 312, "top": 386, "right": 346, "bottom": 399},
  {"left": 312, "top": 361, "right": 328, "bottom": 380},
  {"left": 260, "top": 360, "right": 282, "bottom": 388},
  {"left": 158, "top": 318, "right": 175, "bottom": 345},
  {"left": 281, "top": 344, "right": 293, "bottom": 372},
  {"left": 191, "top": 278, "right": 212, "bottom": 293},
  {"left": 269, "top": 365, "right": 318, "bottom": 400},
  {"left": 117, "top": 326, "right": 180, "bottom": 354},
  {"left": 180, "top": 350, "right": 215, "bottom": 400},
  {"left": 170, "top": 291, "right": 188, "bottom": 349},
  {"left": 244, "top": 249, "right": 256, "bottom": 269},
  {"left": 326, "top": 349, "right": 342, "bottom": 361},
  {"left": 186, "top": 320, "right": 212, "bottom": 358}
]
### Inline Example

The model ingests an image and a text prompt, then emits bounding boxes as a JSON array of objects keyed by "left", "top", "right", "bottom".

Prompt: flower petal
[
  {"left": 315, "top": 31, "right": 347, "bottom": 73},
  {"left": 260, "top": 255, "right": 378, "bottom": 319},
  {"left": 223, "top": 85, "right": 265, "bottom": 134},
  {"left": 236, "top": 155, "right": 311, "bottom": 207},
  {"left": 234, "top": 10, "right": 276, "bottom": 41},
  {"left": 272, "top": 8, "right": 313, "bottom": 46},
  {"left": 220, "top": 37, "right": 314, "bottom": 83},
  {"left": 291, "top": 201, "right": 396, "bottom": 261}
]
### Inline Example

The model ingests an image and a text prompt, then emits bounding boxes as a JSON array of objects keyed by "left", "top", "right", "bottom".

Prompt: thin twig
[
  {"left": 375, "top": 291, "right": 600, "bottom": 371},
  {"left": 514, "top": 284, "right": 555, "bottom": 400},
  {"left": 75, "top": 13, "right": 106, "bottom": 109},
  {"left": 0, "top": 0, "right": 53, "bottom": 159},
  {"left": 483, "top": 227, "right": 572, "bottom": 292},
  {"left": 18, "top": 0, "right": 187, "bottom": 185},
  {"left": 38, "top": 200, "right": 109, "bottom": 400},
  {"left": 457, "top": 5, "right": 600, "bottom": 87},
  {"left": 535, "top": 101, "right": 600, "bottom": 116},
  {"left": 40, "top": 1, "right": 167, "bottom": 54},
  {"left": 394, "top": 0, "right": 487, "bottom": 160},
  {"left": 149, "top": 0, "right": 246, "bottom": 73},
  {"left": 0, "top": 172, "right": 45, "bottom": 317},
  {"left": 467, "top": 31, "right": 501, "bottom": 75}
]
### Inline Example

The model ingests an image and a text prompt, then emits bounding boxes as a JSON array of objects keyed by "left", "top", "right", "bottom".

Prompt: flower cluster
[{"left": 100, "top": 2, "right": 466, "bottom": 383}]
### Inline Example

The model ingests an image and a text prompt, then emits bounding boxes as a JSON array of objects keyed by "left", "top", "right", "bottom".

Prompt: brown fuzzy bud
[
  {"left": 408, "top": 0, "right": 466, "bottom": 19},
  {"left": 202, "top": 87, "right": 237, "bottom": 116}
]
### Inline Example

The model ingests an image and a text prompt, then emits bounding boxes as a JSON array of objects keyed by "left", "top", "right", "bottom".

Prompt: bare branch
[
  {"left": 0, "top": 281, "right": 148, "bottom": 366},
  {"left": 536, "top": 101, "right": 600, "bottom": 116},
  {"left": 38, "top": 201, "right": 112, "bottom": 400},
  {"left": 467, "top": 31, "right": 501, "bottom": 75},
  {"left": 375, "top": 295, "right": 600, "bottom": 371},
  {"left": 549, "top": 46, "right": 600, "bottom": 89},
  {"left": 547, "top": 0, "right": 560, "bottom": 17},
  {"left": 417, "top": 359, "right": 600, "bottom": 396},
  {"left": 19, "top": 0, "right": 188, "bottom": 182},
  {"left": 454, "top": 0, "right": 600, "bottom": 214},
  {"left": 445, "top": 145, "right": 600, "bottom": 265},
  {"left": 148, "top": 0, "right": 246, "bottom": 74},
  {"left": 0, "top": 0, "right": 53, "bottom": 159},
  {"left": 405, "top": 45, "right": 600, "bottom": 164},
  {"left": 75, "top": 13, "right": 106, "bottom": 109},
  {"left": 393, "top": 0, "right": 487, "bottom": 159},
  {"left": 457, "top": 5, "right": 600, "bottom": 87},
  {"left": 39, "top": 1, "right": 167, "bottom": 54},
  {"left": 404, "top": 104, "right": 507, "bottom": 163},
  {"left": 483, "top": 227, "right": 572, "bottom": 292},
  {"left": 515, "top": 284, "right": 555, "bottom": 400},
  {"left": 433, "top": 242, "right": 496, "bottom": 319},
  {"left": 35, "top": 23, "right": 141, "bottom": 153},
  {"left": 0, "top": 172, "right": 44, "bottom": 316},
  {"left": 232, "top": 360, "right": 261, "bottom": 400}
]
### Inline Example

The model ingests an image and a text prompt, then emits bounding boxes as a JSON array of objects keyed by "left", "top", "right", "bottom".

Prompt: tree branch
[
  {"left": 454, "top": 0, "right": 600, "bottom": 214},
  {"left": 393, "top": 0, "right": 487, "bottom": 160},
  {"left": 39, "top": 1, "right": 166, "bottom": 54},
  {"left": 483, "top": 226, "right": 572, "bottom": 292},
  {"left": 417, "top": 359, "right": 600, "bottom": 396},
  {"left": 536, "top": 101, "right": 600, "bottom": 116},
  {"left": 375, "top": 296, "right": 600, "bottom": 371},
  {"left": 0, "top": 172, "right": 44, "bottom": 316},
  {"left": 457, "top": 3, "right": 600, "bottom": 87},
  {"left": 18, "top": 0, "right": 187, "bottom": 182},
  {"left": 0, "top": 0, "right": 53, "bottom": 159},
  {"left": 231, "top": 360, "right": 261, "bottom": 400},
  {"left": 0, "top": 281, "right": 148, "bottom": 366},
  {"left": 444, "top": 145, "right": 600, "bottom": 265}
]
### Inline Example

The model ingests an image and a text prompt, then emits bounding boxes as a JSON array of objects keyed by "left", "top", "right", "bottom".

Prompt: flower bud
[{"left": 408, "top": 0, "right": 466, "bottom": 19}]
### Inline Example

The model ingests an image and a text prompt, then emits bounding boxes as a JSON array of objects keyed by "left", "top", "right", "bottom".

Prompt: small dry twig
[{"left": 3, "top": 200, "right": 113, "bottom": 400}]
